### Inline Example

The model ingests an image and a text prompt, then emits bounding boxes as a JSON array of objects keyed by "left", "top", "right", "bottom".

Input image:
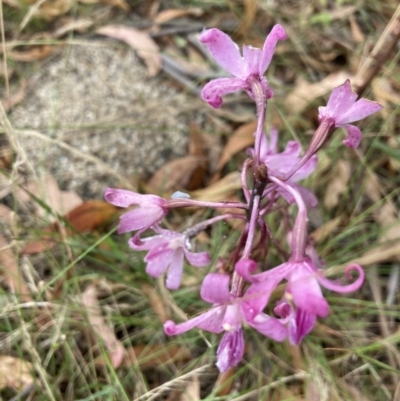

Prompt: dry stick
[
  {"left": 355, "top": 4, "right": 400, "bottom": 97},
  {"left": 16, "top": 129, "right": 134, "bottom": 189}
]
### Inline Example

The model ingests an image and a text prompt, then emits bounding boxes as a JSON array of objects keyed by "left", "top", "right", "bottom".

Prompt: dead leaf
[
  {"left": 141, "top": 283, "right": 170, "bottom": 322},
  {"left": 214, "top": 368, "right": 236, "bottom": 396},
  {"left": 2, "top": 0, "right": 21, "bottom": 8},
  {"left": 53, "top": 18, "right": 93, "bottom": 38},
  {"left": 0, "top": 204, "right": 15, "bottom": 226},
  {"left": 10, "top": 45, "right": 58, "bottom": 62},
  {"left": 147, "top": 156, "right": 205, "bottom": 196},
  {"left": 285, "top": 71, "right": 353, "bottom": 114},
  {"left": 349, "top": 14, "right": 365, "bottom": 43},
  {"left": 153, "top": 8, "right": 203, "bottom": 24},
  {"left": 79, "top": 0, "right": 129, "bottom": 10},
  {"left": 97, "top": 25, "right": 161, "bottom": 76},
  {"left": 22, "top": 200, "right": 117, "bottom": 255},
  {"left": 19, "top": 175, "right": 82, "bottom": 219},
  {"left": 0, "top": 235, "right": 31, "bottom": 302},
  {"left": 324, "top": 160, "right": 351, "bottom": 208},
  {"left": 0, "top": 79, "right": 27, "bottom": 112},
  {"left": 213, "top": 120, "right": 257, "bottom": 181},
  {"left": 81, "top": 285, "right": 125, "bottom": 368},
  {"left": 0, "top": 356, "right": 34, "bottom": 391},
  {"left": 33, "top": 0, "right": 74, "bottom": 19},
  {"left": 190, "top": 172, "right": 242, "bottom": 202}
]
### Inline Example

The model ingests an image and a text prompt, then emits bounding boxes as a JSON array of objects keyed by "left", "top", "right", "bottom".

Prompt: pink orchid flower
[
  {"left": 164, "top": 271, "right": 287, "bottom": 372},
  {"left": 104, "top": 188, "right": 168, "bottom": 234},
  {"left": 318, "top": 79, "right": 383, "bottom": 148},
  {"left": 200, "top": 24, "right": 287, "bottom": 108},
  {"left": 129, "top": 227, "right": 210, "bottom": 290},
  {"left": 247, "top": 129, "right": 318, "bottom": 207},
  {"left": 237, "top": 178, "right": 365, "bottom": 343}
]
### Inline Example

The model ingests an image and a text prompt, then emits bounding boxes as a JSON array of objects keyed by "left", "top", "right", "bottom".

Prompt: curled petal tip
[
  {"left": 271, "top": 24, "right": 287, "bottom": 40},
  {"left": 164, "top": 320, "right": 177, "bottom": 336}
]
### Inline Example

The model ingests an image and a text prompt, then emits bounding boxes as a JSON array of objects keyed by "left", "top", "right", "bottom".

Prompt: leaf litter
[{"left": 1, "top": 1, "right": 398, "bottom": 399}]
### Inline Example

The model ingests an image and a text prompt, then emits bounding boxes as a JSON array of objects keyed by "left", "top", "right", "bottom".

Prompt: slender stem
[
  {"left": 167, "top": 199, "right": 248, "bottom": 210},
  {"left": 283, "top": 118, "right": 334, "bottom": 181},
  {"left": 248, "top": 77, "right": 267, "bottom": 169},
  {"left": 241, "top": 158, "right": 252, "bottom": 203},
  {"left": 269, "top": 177, "right": 307, "bottom": 262},
  {"left": 185, "top": 213, "right": 246, "bottom": 238}
]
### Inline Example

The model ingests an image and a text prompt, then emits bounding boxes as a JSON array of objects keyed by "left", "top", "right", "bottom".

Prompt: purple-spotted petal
[
  {"left": 201, "top": 77, "right": 248, "bottom": 108},
  {"left": 317, "top": 263, "right": 364, "bottom": 293},
  {"left": 338, "top": 98, "right": 383, "bottom": 125},
  {"left": 164, "top": 306, "right": 225, "bottom": 336},
  {"left": 165, "top": 249, "right": 184, "bottom": 290},
  {"left": 200, "top": 273, "right": 231, "bottom": 304},
  {"left": 259, "top": 24, "right": 287, "bottom": 75},
  {"left": 105, "top": 188, "right": 142, "bottom": 207},
  {"left": 323, "top": 80, "right": 358, "bottom": 119},
  {"left": 199, "top": 29, "right": 245, "bottom": 78},
  {"left": 287, "top": 262, "right": 329, "bottom": 317},
  {"left": 105, "top": 188, "right": 161, "bottom": 208},
  {"left": 184, "top": 248, "right": 210, "bottom": 267},
  {"left": 288, "top": 308, "right": 316, "bottom": 345},
  {"left": 243, "top": 45, "right": 262, "bottom": 76},
  {"left": 216, "top": 329, "right": 245, "bottom": 372},
  {"left": 118, "top": 207, "right": 164, "bottom": 233},
  {"left": 248, "top": 313, "right": 287, "bottom": 341},
  {"left": 341, "top": 124, "right": 362, "bottom": 148}
]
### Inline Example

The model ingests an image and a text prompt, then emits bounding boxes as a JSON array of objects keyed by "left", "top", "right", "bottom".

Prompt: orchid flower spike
[
  {"left": 318, "top": 79, "right": 383, "bottom": 148},
  {"left": 129, "top": 227, "right": 210, "bottom": 290},
  {"left": 237, "top": 179, "right": 365, "bottom": 343},
  {"left": 164, "top": 271, "right": 287, "bottom": 372},
  {"left": 200, "top": 24, "right": 287, "bottom": 108},
  {"left": 104, "top": 188, "right": 168, "bottom": 234}
]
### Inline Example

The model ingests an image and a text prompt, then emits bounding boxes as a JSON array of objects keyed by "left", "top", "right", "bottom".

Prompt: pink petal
[
  {"left": 290, "top": 155, "right": 318, "bottom": 182},
  {"left": 234, "top": 259, "right": 257, "bottom": 281},
  {"left": 184, "top": 248, "right": 210, "bottom": 267},
  {"left": 323, "top": 80, "right": 358, "bottom": 119},
  {"left": 216, "top": 329, "right": 245, "bottom": 372},
  {"left": 199, "top": 29, "right": 245, "bottom": 78},
  {"left": 200, "top": 273, "right": 231, "bottom": 304},
  {"left": 342, "top": 124, "right": 362, "bottom": 148},
  {"left": 317, "top": 263, "right": 364, "bottom": 293},
  {"left": 201, "top": 77, "right": 248, "bottom": 108},
  {"left": 248, "top": 313, "right": 287, "bottom": 341},
  {"left": 288, "top": 308, "right": 316, "bottom": 345},
  {"left": 243, "top": 45, "right": 262, "bottom": 76},
  {"left": 268, "top": 128, "right": 279, "bottom": 154},
  {"left": 118, "top": 206, "right": 164, "bottom": 233},
  {"left": 338, "top": 98, "right": 383, "bottom": 125},
  {"left": 288, "top": 262, "right": 329, "bottom": 317},
  {"left": 294, "top": 184, "right": 318, "bottom": 209},
  {"left": 128, "top": 235, "right": 164, "bottom": 251},
  {"left": 165, "top": 249, "right": 184, "bottom": 290},
  {"left": 145, "top": 241, "right": 173, "bottom": 262},
  {"left": 164, "top": 307, "right": 225, "bottom": 336},
  {"left": 104, "top": 188, "right": 144, "bottom": 207},
  {"left": 259, "top": 24, "right": 287, "bottom": 75},
  {"left": 146, "top": 254, "right": 172, "bottom": 278}
]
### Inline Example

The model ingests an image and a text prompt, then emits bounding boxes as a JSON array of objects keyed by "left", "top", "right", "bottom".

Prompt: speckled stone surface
[{"left": 10, "top": 41, "right": 192, "bottom": 199}]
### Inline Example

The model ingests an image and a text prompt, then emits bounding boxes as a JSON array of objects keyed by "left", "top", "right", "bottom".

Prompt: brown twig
[{"left": 355, "top": 4, "right": 400, "bottom": 97}]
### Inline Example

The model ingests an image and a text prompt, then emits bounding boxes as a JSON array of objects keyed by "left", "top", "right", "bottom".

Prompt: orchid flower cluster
[{"left": 105, "top": 25, "right": 382, "bottom": 373}]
